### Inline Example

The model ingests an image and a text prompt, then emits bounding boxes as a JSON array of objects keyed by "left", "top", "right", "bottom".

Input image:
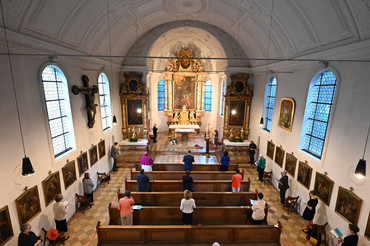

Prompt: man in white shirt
[{"left": 251, "top": 192, "right": 266, "bottom": 225}]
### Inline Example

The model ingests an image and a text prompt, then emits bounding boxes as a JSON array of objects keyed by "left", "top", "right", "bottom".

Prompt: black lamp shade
[
  {"left": 22, "top": 157, "right": 35, "bottom": 176},
  {"left": 355, "top": 159, "right": 366, "bottom": 177},
  {"left": 260, "top": 117, "right": 264, "bottom": 126},
  {"left": 113, "top": 115, "right": 117, "bottom": 124}
]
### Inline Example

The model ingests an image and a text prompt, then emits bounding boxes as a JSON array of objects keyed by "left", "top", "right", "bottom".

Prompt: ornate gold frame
[
  {"left": 314, "top": 172, "right": 334, "bottom": 206},
  {"left": 277, "top": 97, "right": 295, "bottom": 132},
  {"left": 15, "top": 186, "right": 41, "bottom": 226},
  {"left": 297, "top": 161, "right": 312, "bottom": 190},
  {"left": 0, "top": 205, "right": 14, "bottom": 246},
  {"left": 42, "top": 171, "right": 62, "bottom": 207},
  {"left": 62, "top": 160, "right": 77, "bottom": 190},
  {"left": 335, "top": 186, "right": 362, "bottom": 225}
]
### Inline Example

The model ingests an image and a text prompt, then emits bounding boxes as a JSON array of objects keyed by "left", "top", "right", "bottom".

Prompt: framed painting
[
  {"left": 173, "top": 75, "right": 196, "bottom": 110},
  {"left": 62, "top": 160, "right": 77, "bottom": 190},
  {"left": 42, "top": 171, "right": 62, "bottom": 206},
  {"left": 127, "top": 99, "right": 143, "bottom": 125},
  {"left": 285, "top": 153, "right": 297, "bottom": 177},
  {"left": 335, "top": 186, "right": 362, "bottom": 225},
  {"left": 297, "top": 161, "right": 312, "bottom": 190},
  {"left": 277, "top": 98, "right": 295, "bottom": 131},
  {"left": 314, "top": 172, "right": 334, "bottom": 206},
  {"left": 0, "top": 205, "right": 14, "bottom": 246},
  {"left": 266, "top": 140, "right": 275, "bottom": 160},
  {"left": 365, "top": 212, "right": 370, "bottom": 240},
  {"left": 77, "top": 151, "right": 89, "bottom": 177},
  {"left": 15, "top": 185, "right": 41, "bottom": 226},
  {"left": 98, "top": 139, "right": 106, "bottom": 159},
  {"left": 274, "top": 146, "right": 285, "bottom": 167},
  {"left": 89, "top": 145, "right": 98, "bottom": 167},
  {"left": 229, "top": 100, "right": 245, "bottom": 126}
]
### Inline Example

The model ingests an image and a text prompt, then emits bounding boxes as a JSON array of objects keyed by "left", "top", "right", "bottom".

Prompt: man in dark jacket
[
  {"left": 183, "top": 150, "right": 195, "bottom": 171},
  {"left": 182, "top": 170, "right": 194, "bottom": 192},
  {"left": 277, "top": 170, "right": 289, "bottom": 204},
  {"left": 136, "top": 169, "right": 151, "bottom": 192}
]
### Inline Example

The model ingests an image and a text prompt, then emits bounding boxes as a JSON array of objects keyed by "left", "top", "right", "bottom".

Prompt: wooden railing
[
  {"left": 129, "top": 170, "right": 244, "bottom": 180},
  {"left": 135, "top": 163, "right": 239, "bottom": 171}
]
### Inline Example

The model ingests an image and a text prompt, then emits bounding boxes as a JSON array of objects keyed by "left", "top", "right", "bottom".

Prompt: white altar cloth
[
  {"left": 119, "top": 139, "right": 148, "bottom": 146},
  {"left": 175, "top": 129, "right": 195, "bottom": 133},
  {"left": 223, "top": 139, "right": 250, "bottom": 146},
  {"left": 169, "top": 125, "right": 200, "bottom": 129}
]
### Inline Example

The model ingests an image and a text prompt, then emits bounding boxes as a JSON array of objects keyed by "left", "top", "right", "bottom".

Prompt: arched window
[
  {"left": 204, "top": 80, "right": 212, "bottom": 111},
  {"left": 221, "top": 80, "right": 225, "bottom": 116},
  {"left": 157, "top": 80, "right": 165, "bottom": 111},
  {"left": 98, "top": 73, "right": 112, "bottom": 131},
  {"left": 263, "top": 76, "right": 277, "bottom": 131},
  {"left": 41, "top": 65, "right": 76, "bottom": 158},
  {"left": 300, "top": 70, "right": 337, "bottom": 159}
]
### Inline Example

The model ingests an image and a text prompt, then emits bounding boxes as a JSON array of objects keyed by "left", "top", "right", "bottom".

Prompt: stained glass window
[
  {"left": 204, "top": 80, "right": 212, "bottom": 111},
  {"left": 157, "top": 80, "right": 165, "bottom": 111},
  {"left": 221, "top": 80, "right": 225, "bottom": 116},
  {"left": 98, "top": 73, "right": 112, "bottom": 131},
  {"left": 41, "top": 65, "right": 75, "bottom": 158},
  {"left": 263, "top": 76, "right": 277, "bottom": 131},
  {"left": 301, "top": 70, "right": 337, "bottom": 159}
]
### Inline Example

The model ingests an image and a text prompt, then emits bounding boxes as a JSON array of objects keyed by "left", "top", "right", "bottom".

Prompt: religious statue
[
  {"left": 180, "top": 105, "right": 190, "bottom": 125},
  {"left": 228, "top": 128, "right": 234, "bottom": 141}
]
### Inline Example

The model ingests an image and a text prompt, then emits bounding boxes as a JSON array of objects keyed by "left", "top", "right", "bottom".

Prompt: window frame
[
  {"left": 204, "top": 80, "right": 213, "bottom": 112},
  {"left": 98, "top": 72, "right": 112, "bottom": 132},
  {"left": 262, "top": 76, "right": 277, "bottom": 132},
  {"left": 157, "top": 80, "right": 165, "bottom": 111},
  {"left": 220, "top": 80, "right": 225, "bottom": 116}
]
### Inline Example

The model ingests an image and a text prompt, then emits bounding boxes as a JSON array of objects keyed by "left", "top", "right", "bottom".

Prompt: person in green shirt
[{"left": 256, "top": 155, "right": 266, "bottom": 182}]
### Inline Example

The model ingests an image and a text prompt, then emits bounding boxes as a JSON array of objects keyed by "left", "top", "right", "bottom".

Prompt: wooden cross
[{"left": 72, "top": 75, "right": 99, "bottom": 128}]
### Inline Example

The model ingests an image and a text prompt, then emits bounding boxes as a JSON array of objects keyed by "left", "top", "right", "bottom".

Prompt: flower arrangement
[
  {"left": 231, "top": 136, "right": 243, "bottom": 142},
  {"left": 129, "top": 136, "right": 138, "bottom": 142}
]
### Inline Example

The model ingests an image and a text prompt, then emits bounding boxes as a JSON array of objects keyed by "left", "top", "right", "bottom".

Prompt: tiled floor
[{"left": 62, "top": 132, "right": 319, "bottom": 246}]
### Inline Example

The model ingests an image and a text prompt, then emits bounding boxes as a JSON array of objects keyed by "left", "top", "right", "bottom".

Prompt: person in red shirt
[
  {"left": 118, "top": 191, "right": 135, "bottom": 225},
  {"left": 231, "top": 169, "right": 242, "bottom": 192}
]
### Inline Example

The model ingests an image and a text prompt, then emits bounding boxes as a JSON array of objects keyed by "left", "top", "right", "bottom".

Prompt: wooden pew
[
  {"left": 119, "top": 192, "right": 258, "bottom": 206},
  {"left": 97, "top": 225, "right": 281, "bottom": 245},
  {"left": 130, "top": 170, "right": 244, "bottom": 180},
  {"left": 125, "top": 179, "right": 250, "bottom": 192},
  {"left": 108, "top": 206, "right": 268, "bottom": 225},
  {"left": 135, "top": 163, "right": 239, "bottom": 171}
]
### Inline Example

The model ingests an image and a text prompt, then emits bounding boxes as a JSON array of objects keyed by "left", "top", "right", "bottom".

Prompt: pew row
[
  {"left": 125, "top": 179, "right": 250, "bottom": 192},
  {"left": 135, "top": 163, "right": 239, "bottom": 171},
  {"left": 97, "top": 225, "right": 281, "bottom": 245},
  {"left": 108, "top": 206, "right": 268, "bottom": 225},
  {"left": 130, "top": 170, "right": 244, "bottom": 180},
  {"left": 119, "top": 192, "right": 258, "bottom": 206}
]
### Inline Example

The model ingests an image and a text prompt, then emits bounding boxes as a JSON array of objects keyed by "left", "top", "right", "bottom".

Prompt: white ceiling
[{"left": 1, "top": 0, "right": 370, "bottom": 69}]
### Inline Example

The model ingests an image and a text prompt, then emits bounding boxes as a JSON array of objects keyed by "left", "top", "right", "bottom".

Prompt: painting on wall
[
  {"left": 274, "top": 146, "right": 285, "bottom": 167},
  {"left": 77, "top": 151, "right": 89, "bottom": 177},
  {"left": 266, "top": 140, "right": 275, "bottom": 160},
  {"left": 285, "top": 153, "right": 297, "bottom": 177},
  {"left": 98, "top": 139, "right": 106, "bottom": 159},
  {"left": 277, "top": 98, "right": 295, "bottom": 131},
  {"left": 173, "top": 75, "right": 196, "bottom": 110},
  {"left": 314, "top": 172, "right": 334, "bottom": 206},
  {"left": 335, "top": 186, "right": 362, "bottom": 225},
  {"left": 127, "top": 99, "right": 143, "bottom": 125},
  {"left": 42, "top": 171, "right": 62, "bottom": 206},
  {"left": 229, "top": 100, "right": 245, "bottom": 126},
  {"left": 62, "top": 160, "right": 77, "bottom": 190},
  {"left": 365, "top": 212, "right": 370, "bottom": 240},
  {"left": 89, "top": 145, "right": 98, "bottom": 167},
  {"left": 15, "top": 186, "right": 41, "bottom": 226},
  {"left": 0, "top": 205, "right": 13, "bottom": 246},
  {"left": 297, "top": 161, "right": 312, "bottom": 190}
]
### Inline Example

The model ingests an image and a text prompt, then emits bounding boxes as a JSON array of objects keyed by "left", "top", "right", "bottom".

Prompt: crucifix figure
[{"left": 72, "top": 75, "right": 99, "bottom": 128}]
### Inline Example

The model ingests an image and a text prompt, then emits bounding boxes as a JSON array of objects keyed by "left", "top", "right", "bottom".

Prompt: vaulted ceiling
[{"left": 1, "top": 0, "right": 370, "bottom": 69}]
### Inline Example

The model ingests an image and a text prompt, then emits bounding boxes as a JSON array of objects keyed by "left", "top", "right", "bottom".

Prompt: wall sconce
[
  {"left": 260, "top": 117, "right": 264, "bottom": 126},
  {"left": 355, "top": 125, "right": 370, "bottom": 178},
  {"left": 231, "top": 109, "right": 236, "bottom": 115}
]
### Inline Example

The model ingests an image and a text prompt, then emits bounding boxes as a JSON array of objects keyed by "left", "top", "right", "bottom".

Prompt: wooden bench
[
  {"left": 135, "top": 163, "right": 239, "bottom": 171},
  {"left": 130, "top": 170, "right": 244, "bottom": 180},
  {"left": 97, "top": 225, "right": 281, "bottom": 245},
  {"left": 108, "top": 206, "right": 268, "bottom": 225},
  {"left": 119, "top": 192, "right": 259, "bottom": 206},
  {"left": 125, "top": 179, "right": 250, "bottom": 192}
]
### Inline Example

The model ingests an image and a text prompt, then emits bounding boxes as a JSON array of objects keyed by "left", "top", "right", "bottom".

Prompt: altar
[
  {"left": 175, "top": 128, "right": 196, "bottom": 141},
  {"left": 222, "top": 139, "right": 251, "bottom": 156},
  {"left": 119, "top": 139, "right": 149, "bottom": 152}
]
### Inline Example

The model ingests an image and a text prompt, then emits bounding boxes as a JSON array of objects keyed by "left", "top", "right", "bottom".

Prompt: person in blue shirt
[
  {"left": 183, "top": 150, "right": 195, "bottom": 171},
  {"left": 220, "top": 151, "right": 230, "bottom": 171},
  {"left": 136, "top": 169, "right": 151, "bottom": 192}
]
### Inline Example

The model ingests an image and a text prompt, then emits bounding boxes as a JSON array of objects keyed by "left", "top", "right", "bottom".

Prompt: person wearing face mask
[{"left": 338, "top": 224, "right": 359, "bottom": 246}]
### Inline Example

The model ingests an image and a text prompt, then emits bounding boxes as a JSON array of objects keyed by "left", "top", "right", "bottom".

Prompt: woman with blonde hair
[{"left": 180, "top": 190, "right": 196, "bottom": 225}]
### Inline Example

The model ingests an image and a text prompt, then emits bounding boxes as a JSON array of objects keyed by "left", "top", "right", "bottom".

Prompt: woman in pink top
[
  {"left": 231, "top": 169, "right": 242, "bottom": 192},
  {"left": 118, "top": 191, "right": 135, "bottom": 225},
  {"left": 140, "top": 152, "right": 154, "bottom": 171}
]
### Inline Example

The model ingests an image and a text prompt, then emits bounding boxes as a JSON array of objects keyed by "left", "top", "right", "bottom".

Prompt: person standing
[
  {"left": 302, "top": 190, "right": 318, "bottom": 233},
  {"left": 251, "top": 192, "right": 266, "bottom": 225},
  {"left": 182, "top": 170, "right": 194, "bottom": 192},
  {"left": 153, "top": 123, "right": 158, "bottom": 143},
  {"left": 82, "top": 172, "right": 95, "bottom": 205},
  {"left": 231, "top": 169, "right": 242, "bottom": 192},
  {"left": 18, "top": 223, "right": 42, "bottom": 246},
  {"left": 140, "top": 152, "right": 154, "bottom": 171},
  {"left": 183, "top": 150, "right": 195, "bottom": 171},
  {"left": 53, "top": 194, "right": 68, "bottom": 240},
  {"left": 213, "top": 130, "right": 219, "bottom": 145},
  {"left": 180, "top": 190, "right": 196, "bottom": 225},
  {"left": 256, "top": 155, "right": 266, "bottom": 182},
  {"left": 118, "top": 191, "right": 135, "bottom": 225},
  {"left": 277, "top": 170, "right": 289, "bottom": 204},
  {"left": 136, "top": 169, "right": 151, "bottom": 192},
  {"left": 220, "top": 151, "right": 230, "bottom": 171},
  {"left": 110, "top": 142, "right": 119, "bottom": 171},
  {"left": 248, "top": 140, "right": 257, "bottom": 164},
  {"left": 338, "top": 224, "right": 359, "bottom": 246}
]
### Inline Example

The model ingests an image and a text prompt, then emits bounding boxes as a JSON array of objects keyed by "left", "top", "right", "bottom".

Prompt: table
[
  {"left": 222, "top": 139, "right": 251, "bottom": 154},
  {"left": 175, "top": 128, "right": 195, "bottom": 141},
  {"left": 119, "top": 139, "right": 149, "bottom": 152}
]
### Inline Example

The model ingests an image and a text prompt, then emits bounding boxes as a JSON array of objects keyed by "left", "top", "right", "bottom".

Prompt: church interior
[{"left": 1, "top": 0, "right": 370, "bottom": 245}]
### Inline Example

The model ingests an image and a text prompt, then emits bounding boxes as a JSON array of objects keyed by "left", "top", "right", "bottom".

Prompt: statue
[{"left": 180, "top": 105, "right": 190, "bottom": 125}]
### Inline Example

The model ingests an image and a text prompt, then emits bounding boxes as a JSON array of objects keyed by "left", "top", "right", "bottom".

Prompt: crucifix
[{"left": 72, "top": 75, "right": 99, "bottom": 128}]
